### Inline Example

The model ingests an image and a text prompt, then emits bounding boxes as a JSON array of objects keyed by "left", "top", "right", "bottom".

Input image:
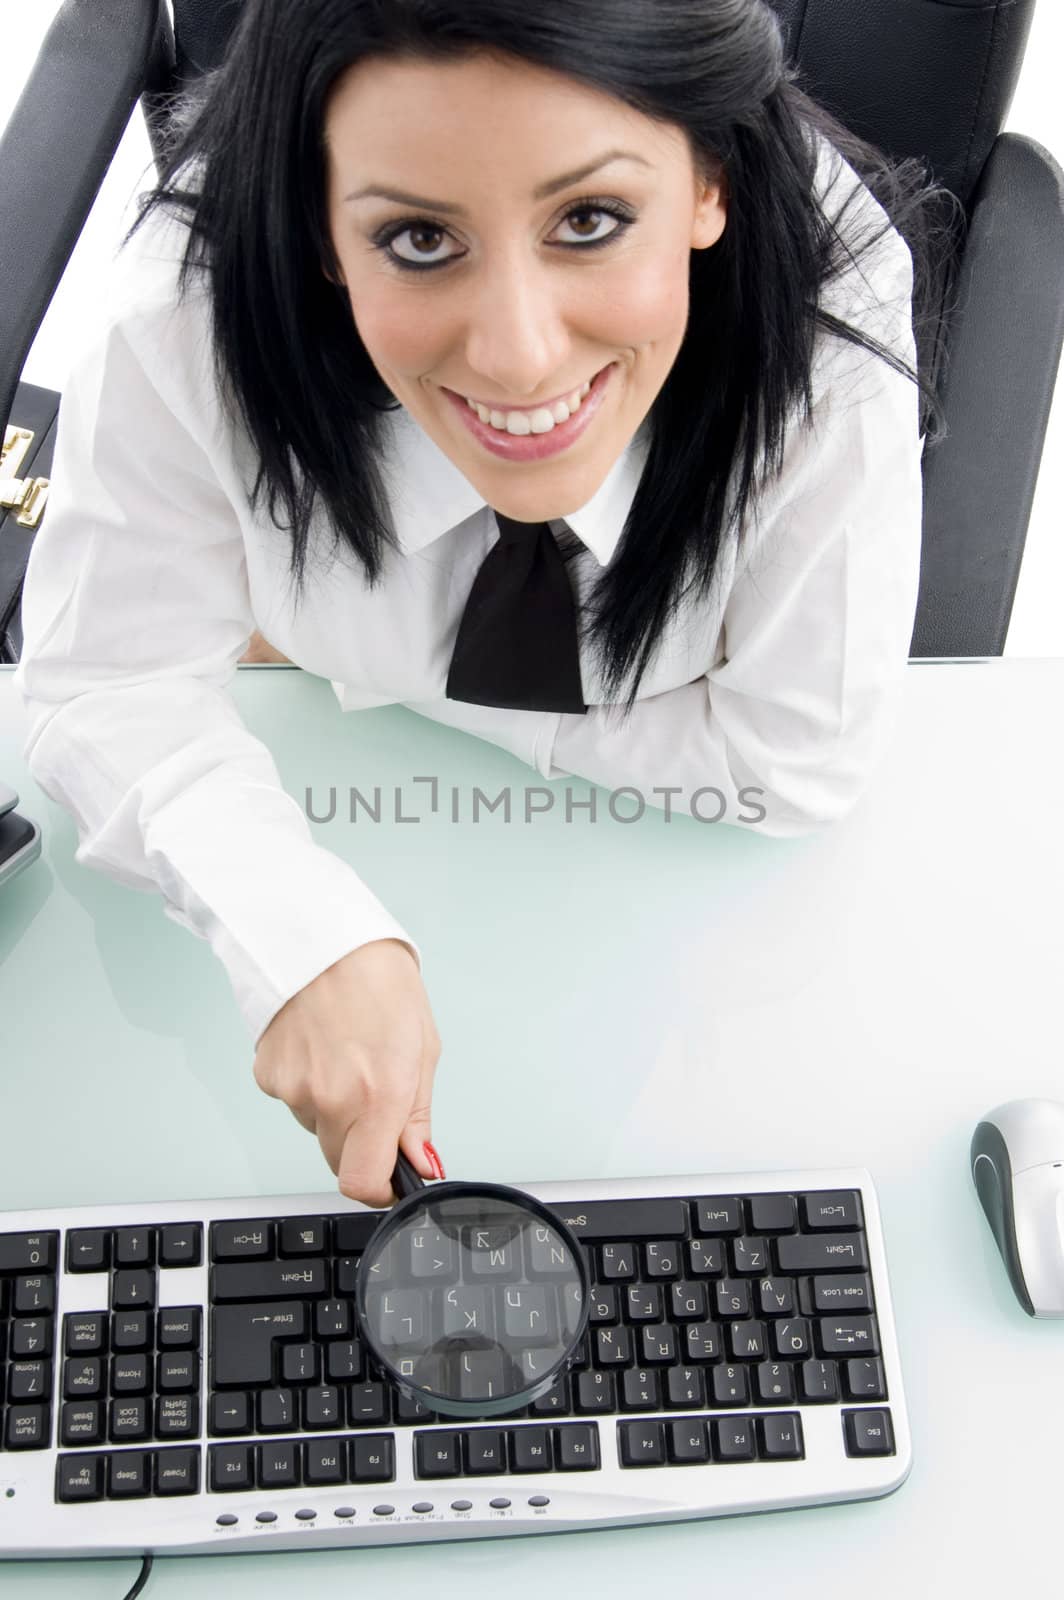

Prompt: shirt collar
[{"left": 378, "top": 402, "right": 651, "bottom": 568}]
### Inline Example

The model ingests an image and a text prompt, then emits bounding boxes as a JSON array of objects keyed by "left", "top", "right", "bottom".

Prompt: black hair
[{"left": 124, "top": 0, "right": 963, "bottom": 709}]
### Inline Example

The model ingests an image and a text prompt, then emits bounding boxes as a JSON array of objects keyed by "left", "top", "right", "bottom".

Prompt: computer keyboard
[{"left": 0, "top": 1168, "right": 910, "bottom": 1558}]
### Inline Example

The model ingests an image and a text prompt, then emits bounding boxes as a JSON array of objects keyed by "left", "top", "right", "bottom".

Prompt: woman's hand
[{"left": 252, "top": 938, "right": 442, "bottom": 1206}]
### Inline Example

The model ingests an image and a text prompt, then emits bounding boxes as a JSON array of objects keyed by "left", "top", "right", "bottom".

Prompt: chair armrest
[
  {"left": 0, "top": 0, "right": 173, "bottom": 435},
  {"left": 913, "top": 131, "right": 1064, "bottom": 657}
]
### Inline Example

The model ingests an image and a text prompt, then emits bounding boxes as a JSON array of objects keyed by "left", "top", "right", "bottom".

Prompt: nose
[{"left": 460, "top": 246, "right": 573, "bottom": 403}]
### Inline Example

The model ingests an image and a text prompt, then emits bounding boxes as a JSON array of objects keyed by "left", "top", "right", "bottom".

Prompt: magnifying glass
[{"left": 354, "top": 1153, "right": 589, "bottom": 1419}]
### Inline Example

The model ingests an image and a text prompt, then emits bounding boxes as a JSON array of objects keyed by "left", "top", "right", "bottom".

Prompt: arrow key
[
  {"left": 67, "top": 1230, "right": 109, "bottom": 1273},
  {"left": 112, "top": 1270, "right": 156, "bottom": 1310},
  {"left": 210, "top": 1392, "right": 251, "bottom": 1435}
]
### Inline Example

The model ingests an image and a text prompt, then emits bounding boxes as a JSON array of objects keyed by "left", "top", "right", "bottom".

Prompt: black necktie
[{"left": 446, "top": 511, "right": 588, "bottom": 714}]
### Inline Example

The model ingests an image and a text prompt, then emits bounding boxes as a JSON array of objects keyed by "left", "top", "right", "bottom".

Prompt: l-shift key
[{"left": 211, "top": 1260, "right": 328, "bottom": 1301}]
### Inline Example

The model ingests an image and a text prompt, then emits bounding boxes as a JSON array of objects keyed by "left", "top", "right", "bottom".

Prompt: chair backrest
[{"left": 167, "top": 0, "right": 1036, "bottom": 211}]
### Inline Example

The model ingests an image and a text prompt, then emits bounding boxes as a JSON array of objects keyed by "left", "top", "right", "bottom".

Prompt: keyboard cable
[{"left": 120, "top": 1552, "right": 153, "bottom": 1598}]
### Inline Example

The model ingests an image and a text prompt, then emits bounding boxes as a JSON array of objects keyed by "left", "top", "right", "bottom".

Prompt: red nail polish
[{"left": 423, "top": 1141, "right": 445, "bottom": 1180}]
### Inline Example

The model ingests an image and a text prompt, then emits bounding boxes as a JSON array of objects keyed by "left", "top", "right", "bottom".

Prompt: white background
[{"left": 2, "top": 0, "right": 1061, "bottom": 655}]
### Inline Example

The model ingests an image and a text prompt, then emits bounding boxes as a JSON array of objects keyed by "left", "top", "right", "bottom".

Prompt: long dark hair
[{"left": 124, "top": 0, "right": 962, "bottom": 709}]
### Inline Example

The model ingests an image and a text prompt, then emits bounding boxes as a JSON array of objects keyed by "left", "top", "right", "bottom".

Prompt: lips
[{"left": 441, "top": 361, "right": 617, "bottom": 464}]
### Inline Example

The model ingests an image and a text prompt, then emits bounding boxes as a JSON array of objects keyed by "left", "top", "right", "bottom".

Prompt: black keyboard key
[
  {"left": 844, "top": 1357, "right": 888, "bottom": 1400},
  {"left": 415, "top": 1431, "right": 461, "bottom": 1478},
  {"left": 684, "top": 1322, "right": 722, "bottom": 1362},
  {"left": 529, "top": 1376, "right": 571, "bottom": 1416},
  {"left": 585, "top": 1286, "right": 617, "bottom": 1324},
  {"left": 665, "top": 1365, "right": 706, "bottom": 1408},
  {"left": 110, "top": 1398, "right": 151, "bottom": 1442},
  {"left": 315, "top": 1301, "right": 352, "bottom": 1340},
  {"left": 749, "top": 1194, "right": 797, "bottom": 1232},
  {"left": 843, "top": 1407, "right": 895, "bottom": 1456},
  {"left": 599, "top": 1244, "right": 637, "bottom": 1282},
  {"left": 728, "top": 1320, "right": 767, "bottom": 1360},
  {"left": 622, "top": 1368, "right": 661, "bottom": 1411},
  {"left": 155, "top": 1447, "right": 199, "bottom": 1496},
  {"left": 114, "top": 1228, "right": 154, "bottom": 1268},
  {"left": 12, "top": 1318, "right": 52, "bottom": 1358},
  {"left": 688, "top": 1239, "right": 725, "bottom": 1276},
  {"left": 211, "top": 1221, "right": 274, "bottom": 1261},
  {"left": 594, "top": 1326, "right": 632, "bottom": 1366},
  {"left": 800, "top": 1359, "right": 840, "bottom": 1403},
  {"left": 351, "top": 1434, "right": 394, "bottom": 1483},
  {"left": 211, "top": 1443, "right": 254, "bottom": 1491},
  {"left": 509, "top": 1427, "right": 552, "bottom": 1473},
  {"left": 670, "top": 1281, "right": 707, "bottom": 1321},
  {"left": 618, "top": 1419, "right": 665, "bottom": 1467},
  {"left": 776, "top": 1233, "right": 868, "bottom": 1274},
  {"left": 639, "top": 1325, "right": 676, "bottom": 1364},
  {"left": 817, "top": 1315, "right": 880, "bottom": 1357},
  {"left": 281, "top": 1343, "right": 320, "bottom": 1385},
  {"left": 158, "top": 1224, "right": 202, "bottom": 1268},
  {"left": 212, "top": 1260, "right": 327, "bottom": 1302},
  {"left": 8, "top": 1361, "right": 48, "bottom": 1401},
  {"left": 304, "top": 1386, "right": 342, "bottom": 1429},
  {"left": 771, "top": 1318, "right": 811, "bottom": 1359},
  {"left": 667, "top": 1419, "right": 710, "bottom": 1464},
  {"left": 0, "top": 1232, "right": 56, "bottom": 1273},
  {"left": 211, "top": 1301, "right": 307, "bottom": 1387},
  {"left": 156, "top": 1395, "right": 198, "bottom": 1438},
  {"left": 259, "top": 1440, "right": 300, "bottom": 1488},
  {"left": 758, "top": 1413, "right": 804, "bottom": 1460},
  {"left": 693, "top": 1198, "right": 741, "bottom": 1235},
  {"left": 713, "top": 1415, "right": 756, "bottom": 1461},
  {"left": 56, "top": 1453, "right": 104, "bottom": 1501},
  {"left": 625, "top": 1285, "right": 662, "bottom": 1323},
  {"left": 112, "top": 1311, "right": 153, "bottom": 1352},
  {"left": 305, "top": 1436, "right": 347, "bottom": 1485},
  {"left": 711, "top": 1365, "right": 750, "bottom": 1406},
  {"left": 60, "top": 1401, "right": 104, "bottom": 1446},
  {"left": 108, "top": 1451, "right": 151, "bottom": 1498},
  {"left": 802, "top": 1191, "right": 864, "bottom": 1230},
  {"left": 111, "top": 1354, "right": 152, "bottom": 1395},
  {"left": 756, "top": 1362, "right": 797, "bottom": 1405},
  {"left": 14, "top": 1275, "right": 54, "bottom": 1315},
  {"left": 348, "top": 1382, "right": 388, "bottom": 1426},
  {"left": 554, "top": 1199, "right": 687, "bottom": 1242},
  {"left": 576, "top": 1370, "right": 615, "bottom": 1414},
  {"left": 158, "top": 1352, "right": 197, "bottom": 1392},
  {"left": 758, "top": 1277, "right": 796, "bottom": 1317},
  {"left": 210, "top": 1393, "right": 251, "bottom": 1435},
  {"left": 393, "top": 1390, "right": 436, "bottom": 1424},
  {"left": 333, "top": 1213, "right": 379, "bottom": 1253},
  {"left": 157, "top": 1307, "right": 200, "bottom": 1350},
  {"left": 67, "top": 1231, "right": 109, "bottom": 1273},
  {"left": 812, "top": 1273, "right": 874, "bottom": 1313},
  {"left": 731, "top": 1237, "right": 769, "bottom": 1276},
  {"left": 325, "top": 1340, "right": 362, "bottom": 1383},
  {"left": 465, "top": 1428, "right": 507, "bottom": 1474},
  {"left": 112, "top": 1270, "right": 155, "bottom": 1310},
  {"left": 258, "top": 1389, "right": 296, "bottom": 1432},
  {"left": 280, "top": 1217, "right": 328, "bottom": 1256},
  {"left": 555, "top": 1423, "right": 599, "bottom": 1470},
  {"left": 644, "top": 1241, "right": 681, "bottom": 1278},
  {"left": 5, "top": 1404, "right": 49, "bottom": 1449},
  {"left": 65, "top": 1313, "right": 107, "bottom": 1356},
  {"left": 64, "top": 1357, "right": 105, "bottom": 1400}
]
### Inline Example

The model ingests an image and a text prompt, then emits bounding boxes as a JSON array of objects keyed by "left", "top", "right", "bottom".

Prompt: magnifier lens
[{"left": 357, "top": 1188, "right": 586, "bottom": 1416}]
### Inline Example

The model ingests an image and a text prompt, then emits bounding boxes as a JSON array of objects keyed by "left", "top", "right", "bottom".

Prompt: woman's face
[{"left": 324, "top": 50, "right": 727, "bottom": 525}]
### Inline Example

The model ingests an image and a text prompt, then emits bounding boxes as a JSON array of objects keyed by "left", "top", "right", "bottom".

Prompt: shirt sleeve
[
  {"left": 541, "top": 191, "right": 924, "bottom": 838},
  {"left": 13, "top": 273, "right": 419, "bottom": 1047}
]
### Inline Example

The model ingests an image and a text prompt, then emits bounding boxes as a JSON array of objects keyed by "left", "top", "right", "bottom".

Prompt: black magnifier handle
[{"left": 391, "top": 1149, "right": 428, "bottom": 1201}]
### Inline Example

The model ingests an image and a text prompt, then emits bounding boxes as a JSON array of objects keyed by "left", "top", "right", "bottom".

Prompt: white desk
[{"left": 0, "top": 657, "right": 1061, "bottom": 1597}]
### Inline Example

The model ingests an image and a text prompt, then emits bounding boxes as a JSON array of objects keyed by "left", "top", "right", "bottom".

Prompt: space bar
[{"left": 550, "top": 1199, "right": 688, "bottom": 1241}]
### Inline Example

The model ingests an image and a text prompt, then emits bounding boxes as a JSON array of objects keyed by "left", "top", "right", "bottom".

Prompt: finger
[
  {"left": 397, "top": 1047, "right": 440, "bottom": 1180},
  {"left": 335, "top": 1095, "right": 410, "bottom": 1208}
]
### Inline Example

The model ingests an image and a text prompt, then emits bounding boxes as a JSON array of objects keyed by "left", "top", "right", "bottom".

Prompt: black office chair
[{"left": 2, "top": 0, "right": 1062, "bottom": 661}]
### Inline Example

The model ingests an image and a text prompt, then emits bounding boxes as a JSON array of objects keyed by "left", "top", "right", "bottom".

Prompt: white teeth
[{"left": 466, "top": 375, "right": 596, "bottom": 435}]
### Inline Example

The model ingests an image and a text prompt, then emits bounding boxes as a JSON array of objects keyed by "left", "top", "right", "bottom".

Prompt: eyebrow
[{"left": 344, "top": 150, "right": 653, "bottom": 213}]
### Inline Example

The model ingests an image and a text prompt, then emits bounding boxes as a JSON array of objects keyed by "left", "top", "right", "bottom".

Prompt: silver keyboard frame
[{"left": 0, "top": 1166, "right": 911, "bottom": 1558}]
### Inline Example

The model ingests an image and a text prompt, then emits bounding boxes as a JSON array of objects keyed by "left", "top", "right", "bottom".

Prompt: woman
[{"left": 13, "top": 0, "right": 957, "bottom": 1207}]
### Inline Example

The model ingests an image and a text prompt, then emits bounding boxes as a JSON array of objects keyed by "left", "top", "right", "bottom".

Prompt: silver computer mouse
[{"left": 971, "top": 1098, "right": 1064, "bottom": 1317}]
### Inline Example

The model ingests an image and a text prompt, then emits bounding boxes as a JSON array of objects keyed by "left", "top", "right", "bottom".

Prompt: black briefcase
[{"left": 0, "top": 380, "right": 57, "bottom": 663}]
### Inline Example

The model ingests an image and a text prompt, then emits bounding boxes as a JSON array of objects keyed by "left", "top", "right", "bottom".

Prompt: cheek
[
  {"left": 343, "top": 281, "right": 444, "bottom": 373},
  {"left": 593, "top": 251, "right": 690, "bottom": 349}
]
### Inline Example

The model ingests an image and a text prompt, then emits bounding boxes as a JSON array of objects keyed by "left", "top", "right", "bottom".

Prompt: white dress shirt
[{"left": 13, "top": 131, "right": 923, "bottom": 1046}]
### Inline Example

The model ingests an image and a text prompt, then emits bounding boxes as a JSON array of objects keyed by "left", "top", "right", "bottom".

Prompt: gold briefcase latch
[{"left": 1, "top": 424, "right": 49, "bottom": 528}]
